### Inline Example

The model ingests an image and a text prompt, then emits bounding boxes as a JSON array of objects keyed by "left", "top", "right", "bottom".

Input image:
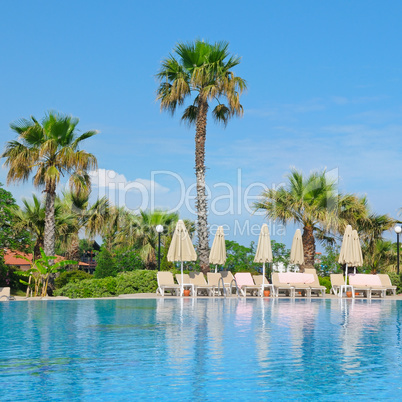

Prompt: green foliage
[
  {"left": 116, "top": 270, "right": 158, "bottom": 294},
  {"left": 94, "top": 248, "right": 116, "bottom": 278},
  {"left": 54, "top": 277, "right": 117, "bottom": 298},
  {"left": 223, "top": 240, "right": 259, "bottom": 273},
  {"left": 388, "top": 273, "right": 402, "bottom": 294},
  {"left": 0, "top": 183, "right": 32, "bottom": 251},
  {"left": 316, "top": 245, "right": 341, "bottom": 276},
  {"left": 94, "top": 247, "right": 146, "bottom": 278},
  {"left": 54, "top": 270, "right": 92, "bottom": 289},
  {"left": 272, "top": 240, "right": 291, "bottom": 270},
  {"left": 54, "top": 270, "right": 157, "bottom": 298},
  {"left": 0, "top": 257, "right": 29, "bottom": 291},
  {"left": 318, "top": 276, "right": 332, "bottom": 293}
]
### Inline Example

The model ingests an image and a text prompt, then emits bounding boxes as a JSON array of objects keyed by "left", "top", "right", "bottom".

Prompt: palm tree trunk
[
  {"left": 195, "top": 99, "right": 210, "bottom": 274},
  {"left": 44, "top": 183, "right": 56, "bottom": 259},
  {"left": 302, "top": 225, "right": 315, "bottom": 270},
  {"left": 66, "top": 232, "right": 80, "bottom": 269}
]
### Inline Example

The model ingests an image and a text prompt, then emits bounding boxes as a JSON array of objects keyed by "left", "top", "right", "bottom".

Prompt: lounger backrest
[
  {"left": 234, "top": 272, "right": 255, "bottom": 287},
  {"left": 253, "top": 275, "right": 269, "bottom": 285},
  {"left": 330, "top": 274, "right": 344, "bottom": 286},
  {"left": 207, "top": 272, "right": 222, "bottom": 286},
  {"left": 349, "top": 274, "right": 382, "bottom": 287},
  {"left": 0, "top": 287, "right": 11, "bottom": 299},
  {"left": 175, "top": 273, "right": 191, "bottom": 285},
  {"left": 220, "top": 271, "right": 234, "bottom": 286},
  {"left": 277, "top": 272, "right": 314, "bottom": 284},
  {"left": 304, "top": 268, "right": 320, "bottom": 286},
  {"left": 378, "top": 274, "right": 392, "bottom": 287},
  {"left": 189, "top": 272, "right": 208, "bottom": 286},
  {"left": 157, "top": 271, "right": 175, "bottom": 286},
  {"left": 272, "top": 273, "right": 281, "bottom": 287}
]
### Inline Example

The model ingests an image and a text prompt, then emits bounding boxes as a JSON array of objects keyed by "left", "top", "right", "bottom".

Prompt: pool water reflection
[{"left": 1, "top": 298, "right": 401, "bottom": 401}]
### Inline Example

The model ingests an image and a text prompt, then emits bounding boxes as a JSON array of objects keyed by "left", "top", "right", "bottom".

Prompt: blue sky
[{"left": 0, "top": 0, "right": 401, "bottom": 248}]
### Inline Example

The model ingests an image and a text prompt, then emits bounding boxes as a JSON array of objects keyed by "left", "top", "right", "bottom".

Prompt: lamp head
[
  {"left": 395, "top": 225, "right": 402, "bottom": 234},
  {"left": 156, "top": 224, "right": 164, "bottom": 233}
]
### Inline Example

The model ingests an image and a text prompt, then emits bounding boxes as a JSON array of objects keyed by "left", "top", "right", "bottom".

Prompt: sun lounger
[
  {"left": 272, "top": 273, "right": 295, "bottom": 297},
  {"left": 220, "top": 271, "right": 238, "bottom": 294},
  {"left": 234, "top": 272, "right": 263, "bottom": 297},
  {"left": 156, "top": 272, "right": 181, "bottom": 296},
  {"left": 175, "top": 273, "right": 196, "bottom": 296},
  {"left": 378, "top": 274, "right": 397, "bottom": 296},
  {"left": 349, "top": 274, "right": 386, "bottom": 299},
  {"left": 207, "top": 273, "right": 228, "bottom": 296},
  {"left": 330, "top": 274, "right": 344, "bottom": 296},
  {"left": 0, "top": 287, "right": 11, "bottom": 301},
  {"left": 274, "top": 272, "right": 314, "bottom": 297},
  {"left": 304, "top": 269, "right": 326, "bottom": 297},
  {"left": 188, "top": 272, "right": 214, "bottom": 296},
  {"left": 253, "top": 275, "right": 275, "bottom": 297}
]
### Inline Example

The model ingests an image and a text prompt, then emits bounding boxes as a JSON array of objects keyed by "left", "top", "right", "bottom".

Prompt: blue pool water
[{"left": 1, "top": 298, "right": 402, "bottom": 401}]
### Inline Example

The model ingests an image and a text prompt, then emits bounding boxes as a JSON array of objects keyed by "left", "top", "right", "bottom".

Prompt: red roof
[{"left": 4, "top": 250, "right": 89, "bottom": 266}]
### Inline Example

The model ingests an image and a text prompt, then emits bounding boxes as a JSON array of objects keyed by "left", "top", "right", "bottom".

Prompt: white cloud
[{"left": 89, "top": 169, "right": 169, "bottom": 193}]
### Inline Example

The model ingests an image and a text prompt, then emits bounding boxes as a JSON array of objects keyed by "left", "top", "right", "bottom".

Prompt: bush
[
  {"left": 54, "top": 270, "right": 158, "bottom": 298},
  {"left": 387, "top": 273, "right": 402, "bottom": 294},
  {"left": 94, "top": 248, "right": 146, "bottom": 279},
  {"left": 54, "top": 277, "right": 117, "bottom": 298},
  {"left": 116, "top": 270, "right": 158, "bottom": 294},
  {"left": 319, "top": 276, "right": 331, "bottom": 294},
  {"left": 0, "top": 260, "right": 29, "bottom": 292},
  {"left": 54, "top": 270, "right": 92, "bottom": 289}
]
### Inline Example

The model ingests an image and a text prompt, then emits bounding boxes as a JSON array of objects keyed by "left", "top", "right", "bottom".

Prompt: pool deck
[{"left": 8, "top": 293, "right": 402, "bottom": 301}]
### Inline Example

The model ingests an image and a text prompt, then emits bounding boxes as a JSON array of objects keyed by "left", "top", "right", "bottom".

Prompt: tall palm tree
[
  {"left": 2, "top": 111, "right": 98, "bottom": 258},
  {"left": 156, "top": 40, "right": 246, "bottom": 273},
  {"left": 255, "top": 169, "right": 348, "bottom": 269}
]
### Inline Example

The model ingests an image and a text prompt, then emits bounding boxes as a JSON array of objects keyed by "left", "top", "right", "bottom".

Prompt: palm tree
[
  {"left": 60, "top": 191, "right": 109, "bottom": 266},
  {"left": 115, "top": 209, "right": 180, "bottom": 268},
  {"left": 255, "top": 169, "right": 346, "bottom": 269},
  {"left": 12, "top": 194, "right": 76, "bottom": 259},
  {"left": 2, "top": 111, "right": 98, "bottom": 258},
  {"left": 156, "top": 40, "right": 246, "bottom": 273}
]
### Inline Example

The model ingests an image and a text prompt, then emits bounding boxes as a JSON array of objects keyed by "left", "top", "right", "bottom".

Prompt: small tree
[{"left": 17, "top": 248, "right": 75, "bottom": 297}]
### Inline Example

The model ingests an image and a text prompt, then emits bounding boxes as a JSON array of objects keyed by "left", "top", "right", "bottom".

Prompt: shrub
[
  {"left": 54, "top": 277, "right": 117, "bottom": 298},
  {"left": 94, "top": 248, "right": 146, "bottom": 278},
  {"left": 319, "top": 276, "right": 331, "bottom": 294},
  {"left": 387, "top": 273, "right": 402, "bottom": 294},
  {"left": 94, "top": 249, "right": 116, "bottom": 278},
  {"left": 116, "top": 270, "right": 158, "bottom": 294},
  {"left": 54, "top": 270, "right": 92, "bottom": 289}
]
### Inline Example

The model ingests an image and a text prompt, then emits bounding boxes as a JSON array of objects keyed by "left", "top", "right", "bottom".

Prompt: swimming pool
[{"left": 1, "top": 298, "right": 401, "bottom": 401}]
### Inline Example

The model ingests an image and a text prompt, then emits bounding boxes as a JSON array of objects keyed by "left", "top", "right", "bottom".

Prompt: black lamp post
[
  {"left": 156, "top": 225, "right": 164, "bottom": 271},
  {"left": 395, "top": 225, "right": 402, "bottom": 275}
]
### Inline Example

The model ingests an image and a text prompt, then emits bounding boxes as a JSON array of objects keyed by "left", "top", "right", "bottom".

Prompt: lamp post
[
  {"left": 395, "top": 225, "right": 402, "bottom": 275},
  {"left": 156, "top": 225, "right": 164, "bottom": 271}
]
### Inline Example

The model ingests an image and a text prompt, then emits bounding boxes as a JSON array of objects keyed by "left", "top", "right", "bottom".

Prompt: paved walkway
[{"left": 9, "top": 293, "right": 402, "bottom": 301}]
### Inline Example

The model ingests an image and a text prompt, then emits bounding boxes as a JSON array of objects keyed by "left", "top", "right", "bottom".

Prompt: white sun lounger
[{"left": 156, "top": 272, "right": 181, "bottom": 296}]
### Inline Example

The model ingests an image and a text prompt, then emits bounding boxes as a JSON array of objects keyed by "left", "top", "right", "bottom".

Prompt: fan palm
[
  {"left": 255, "top": 169, "right": 344, "bottom": 269},
  {"left": 57, "top": 191, "right": 111, "bottom": 269},
  {"left": 12, "top": 194, "right": 76, "bottom": 259},
  {"left": 2, "top": 111, "right": 98, "bottom": 258},
  {"left": 156, "top": 40, "right": 246, "bottom": 273},
  {"left": 115, "top": 209, "right": 180, "bottom": 268}
]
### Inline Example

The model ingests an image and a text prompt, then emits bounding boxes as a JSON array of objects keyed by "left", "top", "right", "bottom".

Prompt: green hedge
[
  {"left": 318, "top": 276, "right": 331, "bottom": 294},
  {"left": 54, "top": 270, "right": 158, "bottom": 298},
  {"left": 54, "top": 270, "right": 92, "bottom": 289},
  {"left": 388, "top": 273, "right": 402, "bottom": 294}
]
